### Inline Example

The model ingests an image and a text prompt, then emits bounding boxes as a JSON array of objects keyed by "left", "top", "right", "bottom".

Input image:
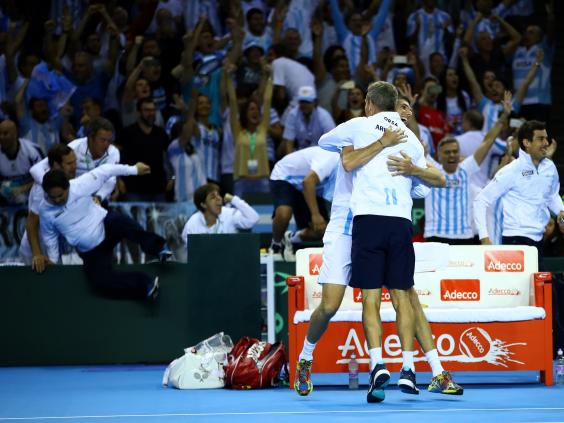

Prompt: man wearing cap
[
  {"left": 236, "top": 41, "right": 266, "bottom": 95},
  {"left": 281, "top": 86, "right": 335, "bottom": 156}
]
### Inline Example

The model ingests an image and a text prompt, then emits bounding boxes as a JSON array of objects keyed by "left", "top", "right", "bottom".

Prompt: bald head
[{"left": 0, "top": 120, "right": 18, "bottom": 151}]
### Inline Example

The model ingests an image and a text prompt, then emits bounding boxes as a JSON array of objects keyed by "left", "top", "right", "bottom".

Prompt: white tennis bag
[{"left": 162, "top": 332, "right": 233, "bottom": 390}]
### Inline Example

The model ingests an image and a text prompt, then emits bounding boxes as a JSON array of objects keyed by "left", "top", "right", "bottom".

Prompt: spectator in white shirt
[
  {"left": 29, "top": 117, "right": 120, "bottom": 202},
  {"left": 181, "top": 183, "right": 259, "bottom": 241},
  {"left": 269, "top": 43, "right": 315, "bottom": 114},
  {"left": 20, "top": 144, "right": 77, "bottom": 272},
  {"left": 474, "top": 120, "right": 563, "bottom": 270},
  {"left": 280, "top": 86, "right": 335, "bottom": 156},
  {"left": 40, "top": 163, "right": 171, "bottom": 300},
  {"left": 0, "top": 119, "right": 43, "bottom": 205}
]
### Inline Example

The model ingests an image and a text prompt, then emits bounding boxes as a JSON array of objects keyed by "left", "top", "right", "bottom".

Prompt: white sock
[
  {"left": 369, "top": 347, "right": 383, "bottom": 370},
  {"left": 299, "top": 337, "right": 316, "bottom": 361},
  {"left": 402, "top": 351, "right": 415, "bottom": 371},
  {"left": 290, "top": 230, "right": 303, "bottom": 243},
  {"left": 271, "top": 239, "right": 282, "bottom": 247},
  {"left": 425, "top": 349, "right": 444, "bottom": 377}
]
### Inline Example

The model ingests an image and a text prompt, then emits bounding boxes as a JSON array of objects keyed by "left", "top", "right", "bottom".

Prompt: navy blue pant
[
  {"left": 502, "top": 235, "right": 545, "bottom": 272},
  {"left": 79, "top": 211, "right": 166, "bottom": 299}
]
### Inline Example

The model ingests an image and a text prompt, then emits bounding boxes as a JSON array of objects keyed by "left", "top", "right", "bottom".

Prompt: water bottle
[
  {"left": 556, "top": 348, "right": 564, "bottom": 385},
  {"left": 348, "top": 353, "right": 359, "bottom": 389}
]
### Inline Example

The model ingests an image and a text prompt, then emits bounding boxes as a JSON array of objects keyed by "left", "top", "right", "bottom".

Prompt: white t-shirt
[
  {"left": 270, "top": 146, "right": 339, "bottom": 199},
  {"left": 272, "top": 57, "right": 315, "bottom": 101},
  {"left": 345, "top": 112, "right": 427, "bottom": 220}
]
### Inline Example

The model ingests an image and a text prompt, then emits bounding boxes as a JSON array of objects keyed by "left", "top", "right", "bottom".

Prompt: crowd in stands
[{"left": 0, "top": 0, "right": 560, "bottom": 262}]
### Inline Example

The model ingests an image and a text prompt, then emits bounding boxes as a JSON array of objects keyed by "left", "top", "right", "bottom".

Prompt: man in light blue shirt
[{"left": 281, "top": 86, "right": 335, "bottom": 156}]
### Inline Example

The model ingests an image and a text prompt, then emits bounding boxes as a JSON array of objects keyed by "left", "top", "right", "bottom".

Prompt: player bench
[{"left": 287, "top": 244, "right": 553, "bottom": 386}]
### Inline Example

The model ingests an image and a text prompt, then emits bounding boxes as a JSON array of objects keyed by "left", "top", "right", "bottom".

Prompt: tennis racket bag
[{"left": 224, "top": 337, "right": 287, "bottom": 389}]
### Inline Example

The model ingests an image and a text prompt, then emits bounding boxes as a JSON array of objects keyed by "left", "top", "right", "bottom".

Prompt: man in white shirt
[
  {"left": 474, "top": 120, "right": 564, "bottom": 271},
  {"left": 181, "top": 183, "right": 259, "bottom": 240},
  {"left": 269, "top": 146, "right": 339, "bottom": 261},
  {"left": 342, "top": 82, "right": 455, "bottom": 399},
  {"left": 40, "top": 163, "right": 171, "bottom": 300},
  {"left": 280, "top": 86, "right": 335, "bottom": 156},
  {"left": 0, "top": 119, "right": 43, "bottom": 205},
  {"left": 20, "top": 144, "right": 77, "bottom": 272},
  {"left": 30, "top": 117, "right": 120, "bottom": 202},
  {"left": 269, "top": 44, "right": 315, "bottom": 111},
  {"left": 294, "top": 92, "right": 462, "bottom": 400}
]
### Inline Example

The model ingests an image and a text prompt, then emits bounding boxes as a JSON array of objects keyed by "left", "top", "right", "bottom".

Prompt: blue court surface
[{"left": 1, "top": 366, "right": 564, "bottom": 422}]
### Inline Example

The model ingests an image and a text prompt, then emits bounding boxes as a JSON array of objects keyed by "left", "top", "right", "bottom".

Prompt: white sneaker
[{"left": 283, "top": 231, "right": 296, "bottom": 261}]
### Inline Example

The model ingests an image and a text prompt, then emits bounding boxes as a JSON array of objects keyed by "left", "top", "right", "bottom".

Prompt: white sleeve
[
  {"left": 95, "top": 147, "right": 121, "bottom": 200},
  {"left": 272, "top": 61, "right": 285, "bottom": 87},
  {"left": 27, "top": 183, "right": 44, "bottom": 214},
  {"left": 310, "top": 152, "right": 339, "bottom": 182},
  {"left": 317, "top": 119, "right": 356, "bottom": 152},
  {"left": 460, "top": 155, "right": 480, "bottom": 175},
  {"left": 474, "top": 166, "right": 514, "bottom": 240},
  {"left": 230, "top": 197, "right": 260, "bottom": 230},
  {"left": 71, "top": 164, "right": 138, "bottom": 198},
  {"left": 29, "top": 158, "right": 49, "bottom": 184},
  {"left": 411, "top": 182, "right": 431, "bottom": 199},
  {"left": 39, "top": 212, "right": 59, "bottom": 263},
  {"left": 548, "top": 170, "right": 564, "bottom": 216}
]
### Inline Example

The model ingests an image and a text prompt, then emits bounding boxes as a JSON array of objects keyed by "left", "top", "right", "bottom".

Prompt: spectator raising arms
[{"left": 226, "top": 58, "right": 273, "bottom": 196}]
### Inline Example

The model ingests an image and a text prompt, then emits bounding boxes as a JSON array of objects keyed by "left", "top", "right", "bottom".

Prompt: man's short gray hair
[
  {"left": 366, "top": 81, "right": 398, "bottom": 112},
  {"left": 437, "top": 136, "right": 459, "bottom": 150},
  {"left": 86, "top": 117, "right": 115, "bottom": 138}
]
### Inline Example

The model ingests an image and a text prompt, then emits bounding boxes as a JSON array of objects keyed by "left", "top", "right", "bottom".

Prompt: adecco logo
[
  {"left": 309, "top": 254, "right": 322, "bottom": 275},
  {"left": 440, "top": 279, "right": 480, "bottom": 301},
  {"left": 352, "top": 289, "right": 392, "bottom": 302},
  {"left": 484, "top": 250, "right": 524, "bottom": 272}
]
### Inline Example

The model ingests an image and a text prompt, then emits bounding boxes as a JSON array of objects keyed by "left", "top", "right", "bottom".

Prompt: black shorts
[
  {"left": 351, "top": 214, "right": 415, "bottom": 290},
  {"left": 269, "top": 179, "right": 329, "bottom": 230}
]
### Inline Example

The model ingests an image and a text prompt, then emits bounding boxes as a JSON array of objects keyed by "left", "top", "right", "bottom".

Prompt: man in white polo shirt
[
  {"left": 474, "top": 120, "right": 564, "bottom": 271},
  {"left": 181, "top": 183, "right": 259, "bottom": 240},
  {"left": 30, "top": 117, "right": 120, "bottom": 202},
  {"left": 0, "top": 119, "right": 43, "bottom": 205},
  {"left": 40, "top": 162, "right": 171, "bottom": 300},
  {"left": 20, "top": 144, "right": 77, "bottom": 272},
  {"left": 269, "top": 146, "right": 339, "bottom": 261}
]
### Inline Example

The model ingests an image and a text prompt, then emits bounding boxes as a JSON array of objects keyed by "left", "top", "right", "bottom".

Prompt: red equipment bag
[{"left": 224, "top": 337, "right": 287, "bottom": 389}]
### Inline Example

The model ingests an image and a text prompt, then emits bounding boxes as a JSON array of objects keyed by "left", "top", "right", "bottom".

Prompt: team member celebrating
[
  {"left": 39, "top": 163, "right": 171, "bottom": 300},
  {"left": 295, "top": 91, "right": 462, "bottom": 402},
  {"left": 474, "top": 120, "right": 564, "bottom": 271}
]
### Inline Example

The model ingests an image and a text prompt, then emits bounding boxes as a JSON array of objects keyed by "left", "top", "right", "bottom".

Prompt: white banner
[{"left": 297, "top": 244, "right": 538, "bottom": 310}]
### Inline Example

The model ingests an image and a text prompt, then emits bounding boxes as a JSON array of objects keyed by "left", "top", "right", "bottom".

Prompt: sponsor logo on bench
[
  {"left": 440, "top": 279, "right": 480, "bottom": 301},
  {"left": 336, "top": 326, "right": 526, "bottom": 366},
  {"left": 309, "top": 253, "right": 322, "bottom": 275},
  {"left": 484, "top": 250, "right": 524, "bottom": 272},
  {"left": 353, "top": 287, "right": 432, "bottom": 303}
]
